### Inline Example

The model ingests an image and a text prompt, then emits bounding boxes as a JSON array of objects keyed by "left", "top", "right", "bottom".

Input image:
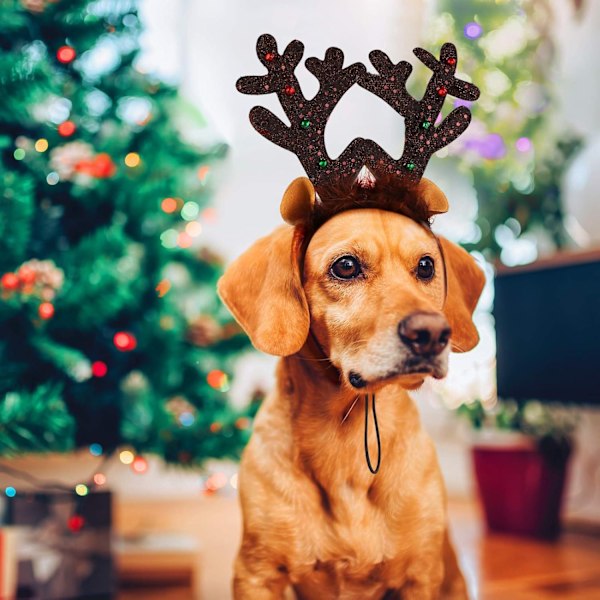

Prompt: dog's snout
[{"left": 398, "top": 312, "right": 451, "bottom": 357}]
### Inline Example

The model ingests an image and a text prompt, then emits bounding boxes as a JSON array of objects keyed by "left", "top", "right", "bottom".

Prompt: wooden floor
[{"left": 116, "top": 496, "right": 600, "bottom": 600}]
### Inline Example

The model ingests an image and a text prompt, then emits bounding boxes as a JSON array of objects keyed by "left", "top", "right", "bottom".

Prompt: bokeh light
[
  {"left": 92, "top": 361, "right": 108, "bottom": 377},
  {"left": 113, "top": 331, "right": 137, "bottom": 351},
  {"left": 132, "top": 456, "right": 148, "bottom": 474},
  {"left": 35, "top": 138, "right": 49, "bottom": 152},
  {"left": 5, "top": 486, "right": 16, "bottom": 498},
  {"left": 124, "top": 152, "right": 141, "bottom": 167},
  {"left": 89, "top": 443, "right": 103, "bottom": 456},
  {"left": 160, "top": 229, "right": 178, "bottom": 249},
  {"left": 464, "top": 22, "right": 483, "bottom": 40},
  {"left": 93, "top": 473, "right": 107, "bottom": 486},
  {"left": 185, "top": 221, "right": 202, "bottom": 237},
  {"left": 57, "top": 45, "right": 76, "bottom": 64},
  {"left": 58, "top": 120, "right": 76, "bottom": 136},
  {"left": 515, "top": 137, "right": 532, "bottom": 153},
  {"left": 46, "top": 172, "right": 60, "bottom": 185},
  {"left": 161, "top": 197, "right": 177, "bottom": 213},
  {"left": 75, "top": 483, "right": 89, "bottom": 496},
  {"left": 181, "top": 201, "right": 200, "bottom": 221},
  {"left": 119, "top": 450, "right": 134, "bottom": 464}
]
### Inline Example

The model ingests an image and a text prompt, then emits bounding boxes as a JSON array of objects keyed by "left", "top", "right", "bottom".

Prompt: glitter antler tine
[
  {"left": 237, "top": 36, "right": 479, "bottom": 186},
  {"left": 236, "top": 34, "right": 366, "bottom": 185},
  {"left": 358, "top": 42, "right": 480, "bottom": 181}
]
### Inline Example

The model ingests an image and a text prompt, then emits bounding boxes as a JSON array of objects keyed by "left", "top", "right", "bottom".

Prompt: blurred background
[{"left": 0, "top": 0, "right": 599, "bottom": 598}]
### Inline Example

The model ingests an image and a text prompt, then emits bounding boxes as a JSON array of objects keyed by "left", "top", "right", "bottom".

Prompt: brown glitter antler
[
  {"left": 236, "top": 34, "right": 367, "bottom": 186},
  {"left": 358, "top": 42, "right": 480, "bottom": 181},
  {"left": 237, "top": 35, "right": 479, "bottom": 186}
]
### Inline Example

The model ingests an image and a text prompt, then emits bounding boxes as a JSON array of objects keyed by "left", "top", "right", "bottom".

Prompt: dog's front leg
[{"left": 233, "top": 549, "right": 290, "bottom": 600}]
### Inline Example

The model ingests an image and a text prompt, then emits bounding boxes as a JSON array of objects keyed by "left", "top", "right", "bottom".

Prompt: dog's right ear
[{"left": 217, "top": 224, "right": 310, "bottom": 356}]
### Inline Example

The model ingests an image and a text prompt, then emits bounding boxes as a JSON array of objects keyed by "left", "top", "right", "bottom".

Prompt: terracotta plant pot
[{"left": 472, "top": 432, "right": 571, "bottom": 539}]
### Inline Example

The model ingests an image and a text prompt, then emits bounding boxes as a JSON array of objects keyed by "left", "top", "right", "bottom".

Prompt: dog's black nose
[{"left": 398, "top": 312, "right": 451, "bottom": 357}]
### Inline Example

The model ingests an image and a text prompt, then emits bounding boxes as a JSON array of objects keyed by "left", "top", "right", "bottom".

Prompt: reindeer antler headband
[{"left": 237, "top": 34, "right": 480, "bottom": 186}]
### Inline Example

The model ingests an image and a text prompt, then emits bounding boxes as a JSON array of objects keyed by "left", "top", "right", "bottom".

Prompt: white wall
[{"left": 140, "top": 0, "right": 427, "bottom": 258}]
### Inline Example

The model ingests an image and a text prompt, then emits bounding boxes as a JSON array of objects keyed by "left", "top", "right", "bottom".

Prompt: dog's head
[{"left": 218, "top": 177, "right": 485, "bottom": 391}]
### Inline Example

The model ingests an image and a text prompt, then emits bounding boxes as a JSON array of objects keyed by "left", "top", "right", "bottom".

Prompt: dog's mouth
[{"left": 348, "top": 358, "right": 447, "bottom": 390}]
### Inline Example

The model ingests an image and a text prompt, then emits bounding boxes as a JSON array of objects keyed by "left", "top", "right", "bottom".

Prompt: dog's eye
[
  {"left": 416, "top": 256, "right": 435, "bottom": 281},
  {"left": 330, "top": 256, "right": 362, "bottom": 280}
]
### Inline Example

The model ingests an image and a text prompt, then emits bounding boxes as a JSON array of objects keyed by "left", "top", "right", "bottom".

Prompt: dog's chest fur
[{"left": 281, "top": 392, "right": 442, "bottom": 596}]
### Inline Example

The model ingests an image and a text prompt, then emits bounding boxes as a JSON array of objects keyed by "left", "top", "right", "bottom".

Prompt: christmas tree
[{"left": 0, "top": 0, "right": 255, "bottom": 464}]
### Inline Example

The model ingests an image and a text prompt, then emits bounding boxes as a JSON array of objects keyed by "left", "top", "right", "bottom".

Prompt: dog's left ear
[
  {"left": 217, "top": 225, "right": 310, "bottom": 356},
  {"left": 439, "top": 238, "right": 486, "bottom": 352}
]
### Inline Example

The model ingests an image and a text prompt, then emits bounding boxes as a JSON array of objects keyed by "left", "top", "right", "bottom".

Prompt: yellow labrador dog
[{"left": 218, "top": 175, "right": 485, "bottom": 600}]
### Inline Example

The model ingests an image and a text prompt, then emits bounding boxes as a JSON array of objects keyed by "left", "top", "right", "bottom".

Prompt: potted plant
[{"left": 458, "top": 399, "right": 576, "bottom": 539}]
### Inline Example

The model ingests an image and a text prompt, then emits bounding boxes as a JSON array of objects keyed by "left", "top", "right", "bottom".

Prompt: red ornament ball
[
  {"left": 284, "top": 85, "right": 296, "bottom": 96},
  {"left": 58, "top": 120, "right": 76, "bottom": 137},
  {"left": 18, "top": 266, "right": 36, "bottom": 285},
  {"left": 264, "top": 52, "right": 275, "bottom": 62},
  {"left": 92, "top": 361, "right": 108, "bottom": 377},
  {"left": 446, "top": 57, "right": 456, "bottom": 65},
  {"left": 113, "top": 331, "right": 137, "bottom": 352},
  {"left": 57, "top": 46, "right": 76, "bottom": 64},
  {"left": 38, "top": 302, "right": 55, "bottom": 320},
  {"left": 1, "top": 273, "right": 19, "bottom": 291},
  {"left": 67, "top": 514, "right": 85, "bottom": 533},
  {"left": 437, "top": 86, "right": 448, "bottom": 96}
]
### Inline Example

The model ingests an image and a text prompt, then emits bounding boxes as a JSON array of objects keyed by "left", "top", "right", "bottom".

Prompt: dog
[{"left": 218, "top": 175, "right": 485, "bottom": 599}]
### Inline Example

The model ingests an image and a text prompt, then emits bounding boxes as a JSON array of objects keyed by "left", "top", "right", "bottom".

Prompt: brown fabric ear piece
[
  {"left": 439, "top": 237, "right": 486, "bottom": 352},
  {"left": 280, "top": 177, "right": 316, "bottom": 226},
  {"left": 217, "top": 225, "right": 310, "bottom": 356},
  {"left": 417, "top": 178, "right": 449, "bottom": 217}
]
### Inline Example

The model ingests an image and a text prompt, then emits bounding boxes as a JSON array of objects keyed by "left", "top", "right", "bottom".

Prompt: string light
[
  {"left": 185, "top": 221, "right": 202, "bottom": 237},
  {"left": 156, "top": 279, "right": 171, "bottom": 297},
  {"left": 46, "top": 172, "right": 60, "bottom": 185},
  {"left": 235, "top": 417, "right": 251, "bottom": 430},
  {"left": 119, "top": 450, "right": 134, "bottom": 464},
  {"left": 38, "top": 302, "right": 55, "bottom": 320},
  {"left": 89, "top": 443, "right": 103, "bottom": 456},
  {"left": 181, "top": 201, "right": 200, "bottom": 221},
  {"left": 58, "top": 120, "right": 76, "bottom": 137},
  {"left": 124, "top": 152, "right": 140, "bottom": 167},
  {"left": 177, "top": 232, "right": 193, "bottom": 248},
  {"left": 209, "top": 422, "right": 222, "bottom": 433},
  {"left": 207, "top": 369, "right": 229, "bottom": 391},
  {"left": 67, "top": 514, "right": 85, "bottom": 532},
  {"left": 161, "top": 197, "right": 177, "bottom": 213},
  {"left": 131, "top": 456, "right": 148, "bottom": 474},
  {"left": 205, "top": 472, "right": 227, "bottom": 491},
  {"left": 57, "top": 45, "right": 76, "bottom": 64},
  {"left": 13, "top": 148, "right": 25, "bottom": 160},
  {"left": 93, "top": 473, "right": 106, "bottom": 486},
  {"left": 179, "top": 411, "right": 195, "bottom": 427},
  {"left": 75, "top": 483, "right": 89, "bottom": 497},
  {"left": 113, "top": 331, "right": 137, "bottom": 351},
  {"left": 160, "top": 229, "right": 178, "bottom": 249},
  {"left": 91, "top": 361, "right": 108, "bottom": 377},
  {"left": 35, "top": 138, "right": 49, "bottom": 152},
  {"left": 5, "top": 486, "right": 16, "bottom": 498}
]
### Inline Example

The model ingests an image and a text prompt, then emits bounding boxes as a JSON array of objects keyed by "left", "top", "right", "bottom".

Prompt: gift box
[{"left": 1, "top": 490, "right": 114, "bottom": 599}]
